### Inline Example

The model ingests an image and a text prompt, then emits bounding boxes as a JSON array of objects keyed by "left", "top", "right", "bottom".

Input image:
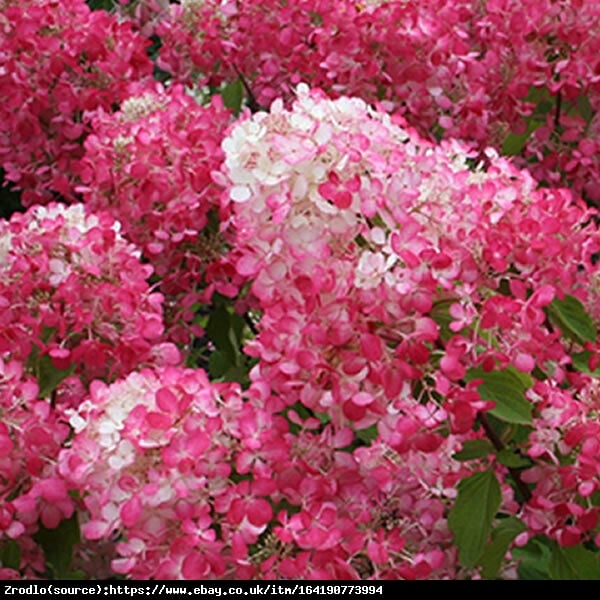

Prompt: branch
[
  {"left": 231, "top": 64, "right": 260, "bottom": 113},
  {"left": 554, "top": 90, "right": 562, "bottom": 130}
]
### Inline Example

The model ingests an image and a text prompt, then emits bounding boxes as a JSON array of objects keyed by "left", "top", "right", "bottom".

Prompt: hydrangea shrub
[{"left": 0, "top": 0, "right": 599, "bottom": 582}]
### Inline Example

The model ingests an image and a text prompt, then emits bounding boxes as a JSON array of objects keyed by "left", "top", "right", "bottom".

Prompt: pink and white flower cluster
[
  {"left": 219, "top": 85, "right": 600, "bottom": 554},
  {"left": 0, "top": 203, "right": 182, "bottom": 575},
  {"left": 59, "top": 366, "right": 470, "bottom": 579},
  {"left": 79, "top": 84, "right": 233, "bottom": 345},
  {"left": 156, "top": 0, "right": 600, "bottom": 202},
  {"left": 0, "top": 203, "right": 180, "bottom": 387}
]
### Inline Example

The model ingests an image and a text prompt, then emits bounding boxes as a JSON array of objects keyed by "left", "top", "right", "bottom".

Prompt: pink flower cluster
[
  {"left": 218, "top": 85, "right": 600, "bottom": 551},
  {"left": 79, "top": 84, "right": 233, "bottom": 345},
  {"left": 0, "top": 0, "right": 153, "bottom": 205},
  {"left": 0, "top": 358, "right": 69, "bottom": 577},
  {"left": 156, "top": 0, "right": 600, "bottom": 201},
  {"left": 521, "top": 376, "right": 600, "bottom": 548},
  {"left": 0, "top": 203, "right": 180, "bottom": 390},
  {"left": 0, "top": 203, "right": 182, "bottom": 575},
  {"left": 59, "top": 367, "right": 257, "bottom": 579},
  {"left": 59, "top": 366, "right": 470, "bottom": 579}
]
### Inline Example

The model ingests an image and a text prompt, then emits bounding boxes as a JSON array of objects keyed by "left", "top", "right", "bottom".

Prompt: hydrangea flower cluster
[
  {"left": 59, "top": 367, "right": 280, "bottom": 579},
  {"left": 0, "top": 203, "right": 180, "bottom": 390},
  {"left": 59, "top": 365, "right": 474, "bottom": 580},
  {"left": 219, "top": 85, "right": 600, "bottom": 552},
  {"left": 0, "top": 0, "right": 153, "bottom": 205},
  {"left": 79, "top": 84, "right": 233, "bottom": 346},
  {"left": 156, "top": 0, "right": 600, "bottom": 201},
  {"left": 250, "top": 426, "right": 470, "bottom": 580},
  {"left": 0, "top": 358, "right": 69, "bottom": 577},
  {"left": 0, "top": 202, "right": 183, "bottom": 576},
  {"left": 520, "top": 376, "right": 600, "bottom": 547}
]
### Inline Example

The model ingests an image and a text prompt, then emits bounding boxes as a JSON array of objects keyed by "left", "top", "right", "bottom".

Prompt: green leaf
[
  {"left": 513, "top": 536, "right": 552, "bottom": 580},
  {"left": 309, "top": 11, "right": 324, "bottom": 26},
  {"left": 40, "top": 326, "right": 58, "bottom": 344},
  {"left": 208, "top": 350, "right": 230, "bottom": 378},
  {"left": 466, "top": 366, "right": 533, "bottom": 425},
  {"left": 223, "top": 364, "right": 249, "bottom": 383},
  {"left": 547, "top": 294, "right": 596, "bottom": 344},
  {"left": 496, "top": 448, "right": 531, "bottom": 468},
  {"left": 62, "top": 570, "right": 86, "bottom": 580},
  {"left": 430, "top": 298, "right": 455, "bottom": 342},
  {"left": 577, "top": 95, "right": 594, "bottom": 123},
  {"left": 572, "top": 351, "right": 600, "bottom": 375},
  {"left": 36, "top": 355, "right": 75, "bottom": 399},
  {"left": 448, "top": 470, "right": 502, "bottom": 568},
  {"left": 526, "top": 85, "right": 552, "bottom": 105},
  {"left": 501, "top": 115, "right": 545, "bottom": 156},
  {"left": 548, "top": 542, "right": 600, "bottom": 580},
  {"left": 86, "top": 0, "right": 114, "bottom": 11},
  {"left": 0, "top": 539, "right": 21, "bottom": 570},
  {"left": 0, "top": 169, "right": 24, "bottom": 220},
  {"left": 206, "top": 305, "right": 236, "bottom": 363},
  {"left": 355, "top": 424, "right": 378, "bottom": 446},
  {"left": 34, "top": 513, "right": 80, "bottom": 578},
  {"left": 315, "top": 412, "right": 331, "bottom": 425},
  {"left": 221, "top": 79, "right": 244, "bottom": 115},
  {"left": 452, "top": 439, "right": 495, "bottom": 461},
  {"left": 502, "top": 132, "right": 530, "bottom": 156},
  {"left": 479, "top": 517, "right": 527, "bottom": 579},
  {"left": 230, "top": 312, "right": 246, "bottom": 345}
]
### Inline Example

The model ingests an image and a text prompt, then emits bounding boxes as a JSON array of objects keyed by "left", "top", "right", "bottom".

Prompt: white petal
[{"left": 230, "top": 185, "right": 251, "bottom": 203}]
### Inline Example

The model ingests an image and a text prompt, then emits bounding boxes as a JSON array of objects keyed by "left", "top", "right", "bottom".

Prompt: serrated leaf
[
  {"left": 496, "top": 448, "right": 531, "bottom": 468},
  {"left": 448, "top": 470, "right": 502, "bottom": 568},
  {"left": 466, "top": 366, "right": 533, "bottom": 425},
  {"left": 548, "top": 542, "right": 600, "bottom": 580},
  {"left": 548, "top": 294, "right": 596, "bottom": 344},
  {"left": 221, "top": 79, "right": 244, "bottom": 115},
  {"left": 452, "top": 439, "right": 495, "bottom": 461},
  {"left": 479, "top": 517, "right": 526, "bottom": 579},
  {"left": 0, "top": 539, "right": 21, "bottom": 570},
  {"left": 34, "top": 513, "right": 80, "bottom": 578}
]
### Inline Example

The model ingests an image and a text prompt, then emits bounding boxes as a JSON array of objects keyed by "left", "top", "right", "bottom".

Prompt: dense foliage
[{"left": 0, "top": 0, "right": 599, "bottom": 580}]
